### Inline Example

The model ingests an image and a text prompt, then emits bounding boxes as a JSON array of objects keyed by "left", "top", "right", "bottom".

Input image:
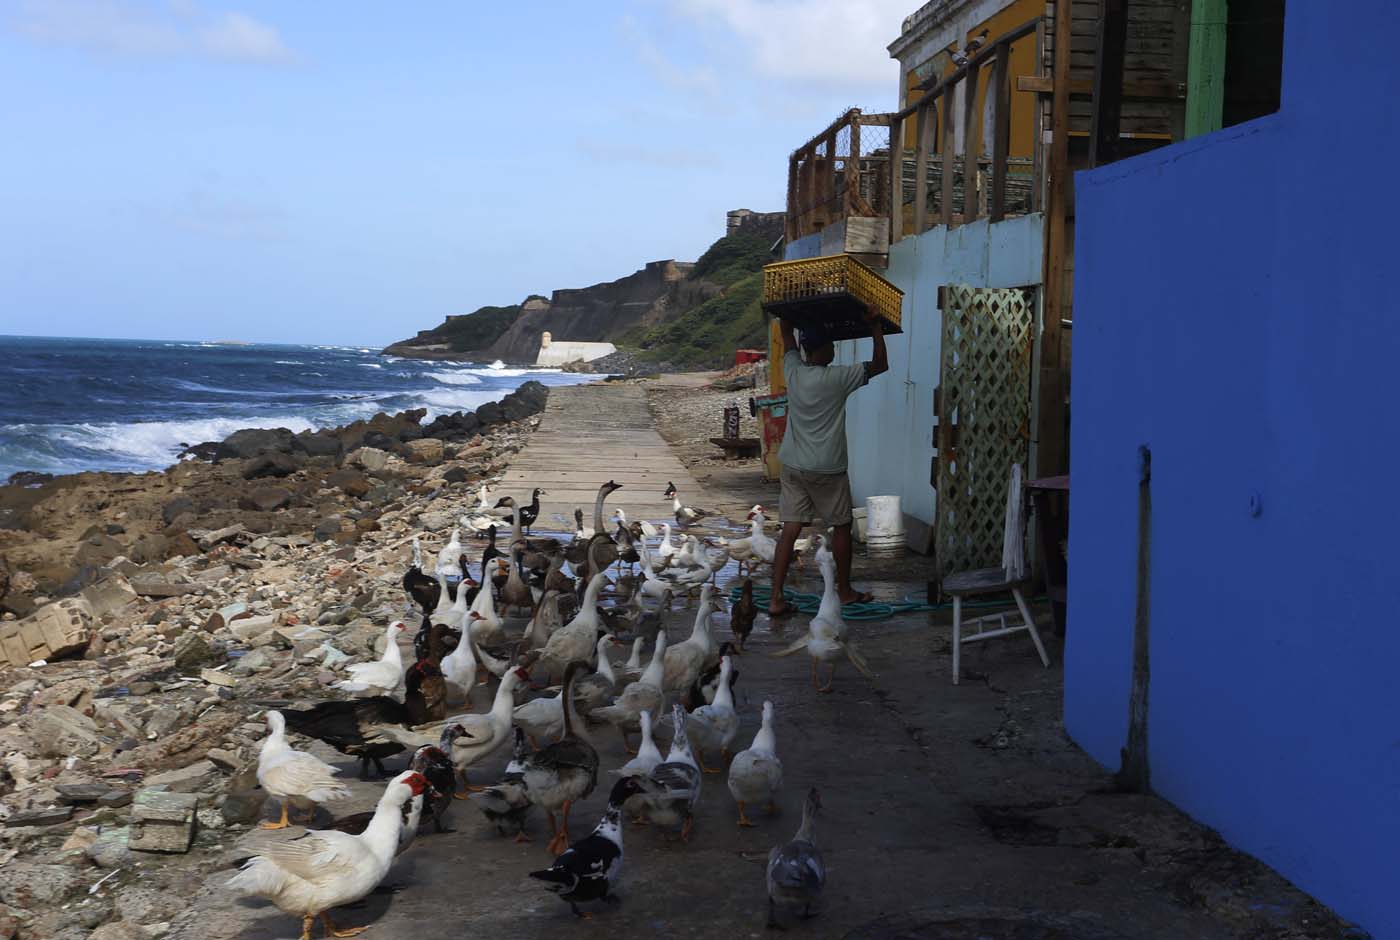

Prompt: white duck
[
  {"left": 377, "top": 666, "right": 531, "bottom": 792},
  {"left": 655, "top": 523, "right": 678, "bottom": 563},
  {"left": 228, "top": 769, "right": 429, "bottom": 940},
  {"left": 662, "top": 584, "right": 721, "bottom": 694},
  {"left": 467, "top": 570, "right": 504, "bottom": 646},
  {"left": 616, "top": 636, "right": 646, "bottom": 683},
  {"left": 590, "top": 630, "right": 667, "bottom": 750},
  {"left": 513, "top": 685, "right": 568, "bottom": 747},
  {"left": 747, "top": 509, "right": 777, "bottom": 566},
  {"left": 436, "top": 527, "right": 463, "bottom": 580},
  {"left": 440, "top": 617, "right": 480, "bottom": 703},
  {"left": 773, "top": 549, "right": 873, "bottom": 692},
  {"left": 537, "top": 572, "right": 609, "bottom": 679},
  {"left": 435, "top": 569, "right": 471, "bottom": 630},
  {"left": 727, "top": 700, "right": 783, "bottom": 827},
  {"left": 671, "top": 654, "right": 738, "bottom": 774},
  {"left": 333, "top": 621, "right": 408, "bottom": 697},
  {"left": 612, "top": 709, "right": 663, "bottom": 822},
  {"left": 255, "top": 710, "right": 353, "bottom": 830}
]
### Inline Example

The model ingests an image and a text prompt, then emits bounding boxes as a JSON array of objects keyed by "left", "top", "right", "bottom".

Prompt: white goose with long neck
[
  {"left": 811, "top": 551, "right": 847, "bottom": 640},
  {"left": 431, "top": 570, "right": 454, "bottom": 622},
  {"left": 593, "top": 635, "right": 618, "bottom": 685},
  {"left": 639, "top": 630, "right": 668, "bottom": 689},
  {"left": 564, "top": 572, "right": 609, "bottom": 633},
  {"left": 441, "top": 615, "right": 479, "bottom": 700},
  {"left": 750, "top": 700, "right": 777, "bottom": 756},
  {"left": 360, "top": 772, "right": 419, "bottom": 863}
]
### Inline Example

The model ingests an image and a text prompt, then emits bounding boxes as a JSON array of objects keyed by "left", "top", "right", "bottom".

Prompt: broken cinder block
[
  {"left": 0, "top": 597, "right": 94, "bottom": 666},
  {"left": 129, "top": 790, "right": 198, "bottom": 854}
]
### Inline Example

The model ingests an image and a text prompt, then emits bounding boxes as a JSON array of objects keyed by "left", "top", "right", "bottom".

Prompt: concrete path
[
  {"left": 497, "top": 383, "right": 720, "bottom": 532},
  {"left": 178, "top": 382, "right": 1345, "bottom": 940}
]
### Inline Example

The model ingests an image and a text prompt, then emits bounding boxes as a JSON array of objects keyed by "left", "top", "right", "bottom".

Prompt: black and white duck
[
  {"left": 664, "top": 481, "right": 711, "bottom": 527},
  {"left": 528, "top": 775, "right": 646, "bottom": 919},
  {"left": 470, "top": 726, "right": 534, "bottom": 841},
  {"left": 766, "top": 788, "right": 826, "bottom": 929},
  {"left": 637, "top": 703, "right": 702, "bottom": 841}
]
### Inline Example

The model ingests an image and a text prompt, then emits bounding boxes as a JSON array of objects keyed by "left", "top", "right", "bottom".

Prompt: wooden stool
[{"left": 942, "top": 566, "right": 1051, "bottom": 684}]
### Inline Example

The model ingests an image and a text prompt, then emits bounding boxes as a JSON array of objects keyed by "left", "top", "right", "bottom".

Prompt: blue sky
[{"left": 0, "top": 0, "right": 908, "bottom": 345}]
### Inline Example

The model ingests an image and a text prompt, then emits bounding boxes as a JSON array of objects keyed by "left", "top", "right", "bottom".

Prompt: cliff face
[
  {"left": 384, "top": 209, "right": 783, "bottom": 367},
  {"left": 481, "top": 260, "right": 702, "bottom": 364}
]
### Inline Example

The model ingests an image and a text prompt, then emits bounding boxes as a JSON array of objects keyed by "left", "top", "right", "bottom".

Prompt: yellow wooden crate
[{"left": 762, "top": 254, "right": 903, "bottom": 340}]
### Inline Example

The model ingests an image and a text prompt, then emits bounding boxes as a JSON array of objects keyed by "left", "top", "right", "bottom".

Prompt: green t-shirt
[{"left": 777, "top": 350, "right": 867, "bottom": 474}]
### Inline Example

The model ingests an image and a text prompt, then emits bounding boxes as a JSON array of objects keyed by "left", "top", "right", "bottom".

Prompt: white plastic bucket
[
  {"left": 851, "top": 507, "right": 868, "bottom": 542},
  {"left": 864, "top": 495, "right": 905, "bottom": 556}
]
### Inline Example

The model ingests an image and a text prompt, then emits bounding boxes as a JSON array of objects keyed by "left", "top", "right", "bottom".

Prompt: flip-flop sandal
[
  {"left": 766, "top": 604, "right": 798, "bottom": 618},
  {"left": 841, "top": 591, "right": 876, "bottom": 606}
]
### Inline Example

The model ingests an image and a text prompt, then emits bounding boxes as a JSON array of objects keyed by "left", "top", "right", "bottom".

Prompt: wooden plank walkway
[{"left": 497, "top": 383, "right": 717, "bottom": 533}]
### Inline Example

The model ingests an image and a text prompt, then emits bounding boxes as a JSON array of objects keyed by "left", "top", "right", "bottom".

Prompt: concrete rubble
[{"left": 0, "top": 390, "right": 546, "bottom": 940}]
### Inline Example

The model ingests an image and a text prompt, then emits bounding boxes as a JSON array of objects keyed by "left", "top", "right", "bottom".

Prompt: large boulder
[
  {"left": 22, "top": 704, "right": 100, "bottom": 758},
  {"left": 475, "top": 401, "right": 504, "bottom": 426},
  {"left": 72, "top": 532, "right": 124, "bottom": 568},
  {"left": 402, "top": 438, "right": 444, "bottom": 465},
  {"left": 328, "top": 469, "right": 371, "bottom": 498},
  {"left": 161, "top": 496, "right": 197, "bottom": 526},
  {"left": 215, "top": 427, "right": 306, "bottom": 461},
  {"left": 242, "top": 486, "right": 293, "bottom": 512},
  {"left": 296, "top": 429, "right": 343, "bottom": 458},
  {"left": 345, "top": 447, "right": 390, "bottom": 473},
  {"left": 242, "top": 452, "right": 301, "bottom": 480}
]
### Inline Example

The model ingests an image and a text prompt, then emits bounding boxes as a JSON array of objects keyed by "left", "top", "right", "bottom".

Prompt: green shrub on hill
[{"left": 631, "top": 271, "right": 766, "bottom": 369}]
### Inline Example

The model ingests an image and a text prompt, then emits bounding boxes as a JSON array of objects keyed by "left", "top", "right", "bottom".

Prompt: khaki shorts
[{"left": 779, "top": 466, "right": 853, "bottom": 527}]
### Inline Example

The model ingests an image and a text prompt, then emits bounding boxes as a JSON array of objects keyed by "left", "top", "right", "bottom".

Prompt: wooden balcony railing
[
  {"left": 889, "top": 16, "right": 1042, "bottom": 240},
  {"left": 785, "top": 109, "right": 895, "bottom": 244}
]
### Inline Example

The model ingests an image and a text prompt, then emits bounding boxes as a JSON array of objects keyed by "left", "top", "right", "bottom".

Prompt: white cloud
[
  {"left": 9, "top": 0, "right": 294, "bottom": 64},
  {"left": 667, "top": 0, "right": 909, "bottom": 86},
  {"left": 621, "top": 14, "right": 719, "bottom": 94}
]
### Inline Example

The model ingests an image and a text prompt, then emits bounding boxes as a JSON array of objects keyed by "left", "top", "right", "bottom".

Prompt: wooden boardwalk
[{"left": 498, "top": 383, "right": 720, "bottom": 533}]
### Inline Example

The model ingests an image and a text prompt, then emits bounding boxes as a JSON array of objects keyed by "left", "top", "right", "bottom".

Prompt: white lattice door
[{"left": 934, "top": 285, "right": 1035, "bottom": 578}]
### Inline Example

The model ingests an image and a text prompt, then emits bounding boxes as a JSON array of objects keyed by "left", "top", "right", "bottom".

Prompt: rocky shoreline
[{"left": 0, "top": 382, "right": 559, "bottom": 939}]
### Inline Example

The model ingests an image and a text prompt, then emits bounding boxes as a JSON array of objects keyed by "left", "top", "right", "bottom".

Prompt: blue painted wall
[
  {"left": 784, "top": 215, "right": 1043, "bottom": 531},
  {"left": 1067, "top": 3, "right": 1400, "bottom": 934}
]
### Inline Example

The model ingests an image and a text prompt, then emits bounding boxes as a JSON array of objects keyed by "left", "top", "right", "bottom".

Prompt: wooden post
[
  {"left": 1185, "top": 0, "right": 1228, "bottom": 138},
  {"left": 961, "top": 60, "right": 982, "bottom": 221},
  {"left": 847, "top": 117, "right": 862, "bottom": 216},
  {"left": 797, "top": 147, "right": 814, "bottom": 238},
  {"left": 1038, "top": 0, "right": 1073, "bottom": 477},
  {"left": 817, "top": 129, "right": 828, "bottom": 228},
  {"left": 913, "top": 102, "right": 931, "bottom": 234},
  {"left": 1089, "top": 0, "right": 1128, "bottom": 166},
  {"left": 940, "top": 85, "right": 956, "bottom": 226},
  {"left": 988, "top": 43, "right": 1012, "bottom": 221},
  {"left": 786, "top": 152, "right": 798, "bottom": 241},
  {"left": 889, "top": 114, "right": 904, "bottom": 243}
]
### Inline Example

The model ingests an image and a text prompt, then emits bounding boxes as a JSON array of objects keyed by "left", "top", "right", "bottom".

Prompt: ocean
[{"left": 0, "top": 335, "right": 594, "bottom": 481}]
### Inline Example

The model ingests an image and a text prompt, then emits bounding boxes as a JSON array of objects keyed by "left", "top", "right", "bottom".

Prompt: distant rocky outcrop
[{"left": 384, "top": 208, "right": 783, "bottom": 368}]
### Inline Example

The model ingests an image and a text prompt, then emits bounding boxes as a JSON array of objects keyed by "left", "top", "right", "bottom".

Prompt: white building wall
[
  {"left": 781, "top": 214, "right": 1043, "bottom": 547},
  {"left": 534, "top": 340, "right": 616, "bottom": 367}
]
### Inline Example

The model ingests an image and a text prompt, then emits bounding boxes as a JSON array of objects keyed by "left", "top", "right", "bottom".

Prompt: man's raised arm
[{"left": 864, "top": 311, "right": 888, "bottom": 380}]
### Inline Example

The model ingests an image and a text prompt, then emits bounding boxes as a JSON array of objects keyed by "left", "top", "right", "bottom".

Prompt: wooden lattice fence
[{"left": 935, "top": 284, "right": 1035, "bottom": 578}]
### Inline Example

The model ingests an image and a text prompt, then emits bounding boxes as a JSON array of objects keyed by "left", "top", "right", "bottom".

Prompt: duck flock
[{"left": 228, "top": 480, "right": 869, "bottom": 937}]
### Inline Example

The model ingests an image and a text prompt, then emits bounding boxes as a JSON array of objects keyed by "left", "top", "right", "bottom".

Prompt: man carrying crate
[{"left": 767, "top": 308, "right": 888, "bottom": 618}]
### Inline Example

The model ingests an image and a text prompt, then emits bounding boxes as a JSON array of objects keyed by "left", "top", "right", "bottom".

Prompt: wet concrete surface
[{"left": 175, "top": 551, "right": 1355, "bottom": 939}]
